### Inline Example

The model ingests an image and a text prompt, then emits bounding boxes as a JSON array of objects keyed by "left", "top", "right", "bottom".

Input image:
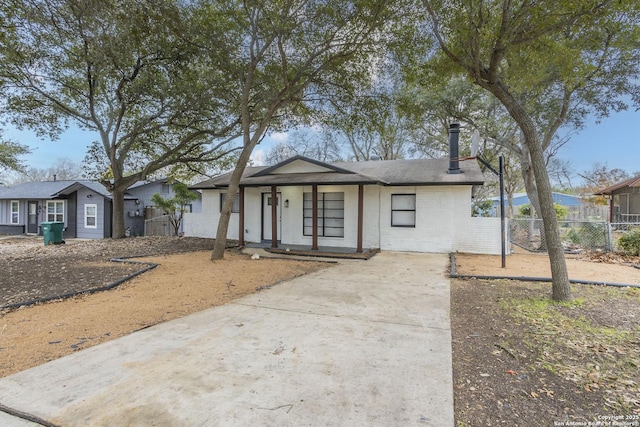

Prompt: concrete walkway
[{"left": 0, "top": 252, "right": 454, "bottom": 427}]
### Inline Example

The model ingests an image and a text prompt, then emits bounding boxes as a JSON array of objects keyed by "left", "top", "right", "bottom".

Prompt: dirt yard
[
  {"left": 1, "top": 237, "right": 639, "bottom": 425},
  {"left": 0, "top": 237, "right": 329, "bottom": 377},
  {"left": 453, "top": 251, "right": 640, "bottom": 425},
  {"left": 455, "top": 251, "right": 640, "bottom": 284}
]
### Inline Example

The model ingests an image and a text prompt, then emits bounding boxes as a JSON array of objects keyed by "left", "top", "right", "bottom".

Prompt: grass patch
[{"left": 498, "top": 283, "right": 640, "bottom": 413}]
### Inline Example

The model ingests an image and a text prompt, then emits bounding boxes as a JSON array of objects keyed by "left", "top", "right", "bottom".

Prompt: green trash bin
[{"left": 41, "top": 221, "right": 65, "bottom": 245}]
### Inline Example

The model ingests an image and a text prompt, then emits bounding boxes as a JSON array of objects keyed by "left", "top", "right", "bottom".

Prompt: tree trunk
[
  {"left": 487, "top": 84, "right": 572, "bottom": 301},
  {"left": 211, "top": 144, "right": 256, "bottom": 260},
  {"left": 526, "top": 137, "right": 572, "bottom": 300},
  {"left": 111, "top": 188, "right": 126, "bottom": 239},
  {"left": 518, "top": 134, "right": 550, "bottom": 250},
  {"left": 519, "top": 146, "right": 542, "bottom": 219}
]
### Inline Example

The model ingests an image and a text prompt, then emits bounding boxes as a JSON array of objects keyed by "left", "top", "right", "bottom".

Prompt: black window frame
[
  {"left": 303, "top": 192, "right": 345, "bottom": 238},
  {"left": 391, "top": 194, "right": 416, "bottom": 227}
]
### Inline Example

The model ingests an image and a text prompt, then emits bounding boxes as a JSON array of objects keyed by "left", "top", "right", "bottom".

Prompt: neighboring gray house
[
  {"left": 127, "top": 178, "right": 202, "bottom": 216},
  {"left": 0, "top": 178, "right": 201, "bottom": 238},
  {"left": 0, "top": 180, "right": 124, "bottom": 238}
]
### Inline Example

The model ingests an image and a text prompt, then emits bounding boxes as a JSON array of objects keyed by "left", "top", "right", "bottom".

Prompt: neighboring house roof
[
  {"left": 0, "top": 180, "right": 134, "bottom": 200},
  {"left": 54, "top": 181, "right": 113, "bottom": 198},
  {"left": 127, "top": 177, "right": 171, "bottom": 190},
  {"left": 488, "top": 192, "right": 586, "bottom": 207},
  {"left": 191, "top": 156, "right": 484, "bottom": 189},
  {"left": 0, "top": 180, "right": 87, "bottom": 199},
  {"left": 594, "top": 175, "right": 640, "bottom": 195}
]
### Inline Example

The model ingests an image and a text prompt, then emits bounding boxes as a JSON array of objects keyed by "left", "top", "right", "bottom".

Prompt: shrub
[
  {"left": 618, "top": 228, "right": 640, "bottom": 256},
  {"left": 564, "top": 223, "right": 607, "bottom": 250},
  {"left": 518, "top": 203, "right": 568, "bottom": 220}
]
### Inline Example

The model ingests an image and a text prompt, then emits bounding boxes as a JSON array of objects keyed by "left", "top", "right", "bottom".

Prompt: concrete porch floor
[{"left": 244, "top": 241, "right": 379, "bottom": 259}]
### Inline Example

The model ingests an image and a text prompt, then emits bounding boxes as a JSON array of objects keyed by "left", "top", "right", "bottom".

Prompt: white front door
[{"left": 262, "top": 192, "right": 281, "bottom": 241}]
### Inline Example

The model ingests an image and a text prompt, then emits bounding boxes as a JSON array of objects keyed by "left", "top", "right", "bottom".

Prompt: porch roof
[
  {"left": 190, "top": 156, "right": 484, "bottom": 189},
  {"left": 594, "top": 175, "right": 640, "bottom": 195}
]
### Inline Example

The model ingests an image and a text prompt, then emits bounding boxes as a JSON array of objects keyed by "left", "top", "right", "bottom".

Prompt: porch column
[
  {"left": 271, "top": 185, "right": 278, "bottom": 248},
  {"left": 357, "top": 184, "right": 364, "bottom": 253},
  {"left": 312, "top": 184, "right": 318, "bottom": 250},
  {"left": 609, "top": 197, "right": 614, "bottom": 223},
  {"left": 238, "top": 186, "right": 245, "bottom": 246}
]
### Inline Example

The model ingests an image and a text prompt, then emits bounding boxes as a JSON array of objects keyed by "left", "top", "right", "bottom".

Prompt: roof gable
[
  {"left": 54, "top": 181, "right": 113, "bottom": 198},
  {"left": 250, "top": 156, "right": 355, "bottom": 177}
]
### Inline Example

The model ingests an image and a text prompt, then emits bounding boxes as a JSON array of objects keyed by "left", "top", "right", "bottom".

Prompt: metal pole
[{"left": 499, "top": 155, "right": 506, "bottom": 268}]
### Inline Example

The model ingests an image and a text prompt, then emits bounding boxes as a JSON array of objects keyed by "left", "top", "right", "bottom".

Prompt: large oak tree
[
  {"left": 0, "top": 0, "right": 240, "bottom": 237},
  {"left": 421, "top": 0, "right": 640, "bottom": 301}
]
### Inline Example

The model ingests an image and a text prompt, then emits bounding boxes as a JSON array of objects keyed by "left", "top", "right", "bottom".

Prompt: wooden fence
[{"left": 144, "top": 215, "right": 172, "bottom": 237}]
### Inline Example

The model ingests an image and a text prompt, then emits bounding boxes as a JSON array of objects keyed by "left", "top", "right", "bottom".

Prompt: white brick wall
[
  {"left": 454, "top": 217, "right": 502, "bottom": 255},
  {"left": 184, "top": 184, "right": 502, "bottom": 254},
  {"left": 363, "top": 185, "right": 380, "bottom": 249},
  {"left": 183, "top": 189, "right": 239, "bottom": 239},
  {"left": 378, "top": 186, "right": 501, "bottom": 254},
  {"left": 380, "top": 186, "right": 457, "bottom": 252}
]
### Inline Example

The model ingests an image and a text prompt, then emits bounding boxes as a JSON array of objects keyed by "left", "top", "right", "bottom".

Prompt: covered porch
[{"left": 236, "top": 182, "right": 371, "bottom": 254}]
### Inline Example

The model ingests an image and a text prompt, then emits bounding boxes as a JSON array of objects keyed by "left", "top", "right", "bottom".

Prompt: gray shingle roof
[
  {"left": 0, "top": 180, "right": 113, "bottom": 199},
  {"left": 190, "top": 156, "right": 484, "bottom": 189}
]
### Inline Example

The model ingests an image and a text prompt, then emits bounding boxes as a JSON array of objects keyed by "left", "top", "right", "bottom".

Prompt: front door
[
  {"left": 27, "top": 201, "right": 38, "bottom": 234},
  {"left": 262, "top": 192, "right": 281, "bottom": 241}
]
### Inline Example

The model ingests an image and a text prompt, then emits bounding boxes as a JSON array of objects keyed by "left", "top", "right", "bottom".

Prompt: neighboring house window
[
  {"left": 161, "top": 183, "right": 170, "bottom": 194},
  {"left": 46, "top": 200, "right": 65, "bottom": 222},
  {"left": 10, "top": 201, "right": 19, "bottom": 224},
  {"left": 391, "top": 194, "right": 416, "bottom": 227},
  {"left": 85, "top": 204, "right": 98, "bottom": 228},
  {"left": 220, "top": 193, "right": 240, "bottom": 213},
  {"left": 303, "top": 192, "right": 344, "bottom": 237}
]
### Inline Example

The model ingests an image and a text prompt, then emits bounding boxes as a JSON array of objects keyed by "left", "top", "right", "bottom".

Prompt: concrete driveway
[{"left": 0, "top": 252, "right": 454, "bottom": 427}]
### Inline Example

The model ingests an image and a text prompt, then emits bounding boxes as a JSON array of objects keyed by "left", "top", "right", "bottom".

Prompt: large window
[
  {"left": 10, "top": 201, "right": 19, "bottom": 224},
  {"left": 85, "top": 204, "right": 97, "bottom": 228},
  {"left": 391, "top": 194, "right": 416, "bottom": 227},
  {"left": 303, "top": 192, "right": 344, "bottom": 237},
  {"left": 46, "top": 200, "right": 65, "bottom": 222},
  {"left": 220, "top": 193, "right": 240, "bottom": 213}
]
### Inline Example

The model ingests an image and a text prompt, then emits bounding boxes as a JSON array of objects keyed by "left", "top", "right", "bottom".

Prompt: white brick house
[{"left": 185, "top": 156, "right": 501, "bottom": 255}]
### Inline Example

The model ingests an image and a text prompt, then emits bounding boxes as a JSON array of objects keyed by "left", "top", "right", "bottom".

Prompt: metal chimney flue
[{"left": 448, "top": 123, "right": 461, "bottom": 174}]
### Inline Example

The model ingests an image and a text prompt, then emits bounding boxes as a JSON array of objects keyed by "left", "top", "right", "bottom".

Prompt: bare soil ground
[
  {"left": 0, "top": 237, "right": 328, "bottom": 378},
  {"left": 455, "top": 251, "right": 640, "bottom": 284},
  {"left": 453, "top": 252, "right": 640, "bottom": 426},
  {"left": 1, "top": 237, "right": 639, "bottom": 425}
]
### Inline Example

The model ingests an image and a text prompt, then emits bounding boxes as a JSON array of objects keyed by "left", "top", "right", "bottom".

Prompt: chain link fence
[
  {"left": 508, "top": 219, "right": 640, "bottom": 254},
  {"left": 610, "top": 222, "right": 640, "bottom": 253}
]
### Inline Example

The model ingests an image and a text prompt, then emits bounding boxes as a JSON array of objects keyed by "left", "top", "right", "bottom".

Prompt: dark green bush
[{"left": 618, "top": 228, "right": 640, "bottom": 256}]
